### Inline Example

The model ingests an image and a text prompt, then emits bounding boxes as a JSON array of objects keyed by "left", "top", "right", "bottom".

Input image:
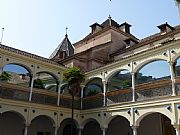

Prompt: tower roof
[{"left": 49, "top": 34, "right": 74, "bottom": 59}]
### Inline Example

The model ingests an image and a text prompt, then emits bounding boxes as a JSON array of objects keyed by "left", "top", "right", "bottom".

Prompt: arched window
[{"left": 175, "top": 58, "right": 180, "bottom": 77}]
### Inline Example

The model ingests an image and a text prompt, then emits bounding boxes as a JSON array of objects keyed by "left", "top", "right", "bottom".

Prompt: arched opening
[
  {"left": 106, "top": 116, "right": 132, "bottom": 135},
  {"left": 82, "top": 120, "right": 102, "bottom": 135},
  {"left": 28, "top": 115, "right": 55, "bottom": 135},
  {"left": 136, "top": 60, "right": 170, "bottom": 85},
  {"left": 34, "top": 72, "right": 58, "bottom": 92},
  {"left": 0, "top": 111, "right": 25, "bottom": 135},
  {"left": 138, "top": 113, "right": 175, "bottom": 135},
  {"left": 84, "top": 78, "right": 103, "bottom": 97},
  {"left": 58, "top": 118, "right": 78, "bottom": 135},
  {"left": 1, "top": 64, "right": 31, "bottom": 87},
  {"left": 107, "top": 70, "right": 131, "bottom": 91},
  {"left": 135, "top": 60, "right": 171, "bottom": 100},
  {"left": 175, "top": 57, "right": 180, "bottom": 94}
]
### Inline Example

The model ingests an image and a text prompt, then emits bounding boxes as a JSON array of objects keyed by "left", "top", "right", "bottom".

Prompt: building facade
[{"left": 0, "top": 18, "right": 180, "bottom": 135}]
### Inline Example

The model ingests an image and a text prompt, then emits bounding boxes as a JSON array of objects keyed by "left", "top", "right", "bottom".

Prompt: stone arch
[
  {"left": 84, "top": 77, "right": 103, "bottom": 97},
  {"left": 1, "top": 110, "right": 26, "bottom": 122},
  {"left": 30, "top": 114, "right": 56, "bottom": 125},
  {"left": 105, "top": 68, "right": 130, "bottom": 82},
  {"left": 36, "top": 71, "right": 59, "bottom": 82},
  {"left": 81, "top": 118, "right": 101, "bottom": 128},
  {"left": 106, "top": 115, "right": 132, "bottom": 135},
  {"left": 134, "top": 58, "right": 168, "bottom": 73},
  {"left": 58, "top": 118, "right": 79, "bottom": 135},
  {"left": 0, "top": 111, "right": 26, "bottom": 135},
  {"left": 83, "top": 77, "right": 102, "bottom": 86},
  {"left": 81, "top": 118, "right": 102, "bottom": 135},
  {"left": 29, "top": 115, "right": 56, "bottom": 135},
  {"left": 136, "top": 111, "right": 174, "bottom": 126},
  {"left": 137, "top": 112, "right": 175, "bottom": 135},
  {"left": 105, "top": 115, "right": 131, "bottom": 126},
  {"left": 3, "top": 63, "right": 32, "bottom": 75}
]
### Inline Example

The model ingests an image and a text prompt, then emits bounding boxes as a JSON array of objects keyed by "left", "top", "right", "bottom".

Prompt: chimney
[
  {"left": 157, "top": 22, "right": 175, "bottom": 33},
  {"left": 119, "top": 22, "right": 132, "bottom": 34}
]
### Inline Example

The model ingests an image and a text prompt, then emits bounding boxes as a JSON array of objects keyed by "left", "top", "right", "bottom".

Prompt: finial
[
  {"left": 108, "top": 14, "right": 112, "bottom": 26},
  {"left": 0, "top": 27, "right": 4, "bottom": 44},
  {"left": 65, "top": 27, "right": 68, "bottom": 37}
]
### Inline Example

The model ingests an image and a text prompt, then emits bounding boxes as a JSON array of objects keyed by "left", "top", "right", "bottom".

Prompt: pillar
[
  {"left": 29, "top": 75, "right": 35, "bottom": 101},
  {"left": 102, "top": 80, "right": 107, "bottom": 106},
  {"left": 54, "top": 126, "right": 59, "bottom": 135},
  {"left": 174, "top": 125, "right": 180, "bottom": 135},
  {"left": 24, "top": 123, "right": 30, "bottom": 135},
  {"left": 0, "top": 67, "right": 2, "bottom": 76},
  {"left": 57, "top": 82, "right": 61, "bottom": 106},
  {"left": 80, "top": 85, "right": 85, "bottom": 109},
  {"left": 78, "top": 127, "right": 83, "bottom": 135},
  {"left": 132, "top": 126, "right": 138, "bottom": 135},
  {"left": 169, "top": 61, "right": 176, "bottom": 96},
  {"left": 101, "top": 127, "right": 107, "bottom": 135},
  {"left": 131, "top": 72, "right": 136, "bottom": 102}
]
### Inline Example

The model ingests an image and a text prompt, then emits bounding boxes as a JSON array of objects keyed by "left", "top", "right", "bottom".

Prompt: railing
[
  {"left": 82, "top": 94, "right": 103, "bottom": 109},
  {"left": 0, "top": 82, "right": 80, "bottom": 109},
  {"left": 0, "top": 79, "right": 177, "bottom": 110},
  {"left": 0, "top": 82, "right": 29, "bottom": 101},
  {"left": 136, "top": 79, "right": 172, "bottom": 101}
]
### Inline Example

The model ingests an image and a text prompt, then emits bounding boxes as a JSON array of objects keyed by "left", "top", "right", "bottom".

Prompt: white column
[
  {"left": 132, "top": 126, "right": 138, "bottom": 135},
  {"left": 57, "top": 82, "right": 61, "bottom": 106},
  {"left": 0, "top": 67, "right": 3, "bottom": 76},
  {"left": 54, "top": 126, "right": 59, "bottom": 135},
  {"left": 29, "top": 76, "right": 35, "bottom": 101},
  {"left": 102, "top": 80, "right": 107, "bottom": 106},
  {"left": 131, "top": 72, "right": 136, "bottom": 102},
  {"left": 174, "top": 125, "right": 180, "bottom": 135},
  {"left": 78, "top": 127, "right": 82, "bottom": 135},
  {"left": 80, "top": 85, "right": 85, "bottom": 109},
  {"left": 169, "top": 61, "right": 176, "bottom": 96},
  {"left": 24, "top": 124, "right": 29, "bottom": 135},
  {"left": 101, "top": 127, "right": 106, "bottom": 135}
]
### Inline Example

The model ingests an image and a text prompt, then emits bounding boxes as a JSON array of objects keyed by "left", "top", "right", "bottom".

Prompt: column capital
[
  {"left": 168, "top": 61, "right": 175, "bottom": 65},
  {"left": 131, "top": 125, "right": 139, "bottom": 129},
  {"left": 173, "top": 124, "right": 180, "bottom": 130},
  {"left": 24, "top": 123, "right": 31, "bottom": 127}
]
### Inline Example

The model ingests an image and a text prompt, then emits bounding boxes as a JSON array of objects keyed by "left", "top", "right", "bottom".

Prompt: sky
[{"left": 0, "top": 0, "right": 179, "bottom": 58}]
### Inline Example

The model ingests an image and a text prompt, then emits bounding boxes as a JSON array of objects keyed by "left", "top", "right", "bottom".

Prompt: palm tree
[{"left": 63, "top": 67, "right": 85, "bottom": 135}]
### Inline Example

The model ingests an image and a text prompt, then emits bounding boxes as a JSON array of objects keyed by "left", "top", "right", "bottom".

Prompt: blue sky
[{"left": 0, "top": 0, "right": 179, "bottom": 58}]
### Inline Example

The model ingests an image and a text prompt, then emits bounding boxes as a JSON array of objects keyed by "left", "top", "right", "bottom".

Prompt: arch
[
  {"left": 135, "top": 59, "right": 170, "bottom": 85},
  {"left": 175, "top": 57, "right": 180, "bottom": 77},
  {"left": 36, "top": 71, "right": 59, "bottom": 82},
  {"left": 3, "top": 63, "right": 32, "bottom": 75},
  {"left": 136, "top": 111, "right": 174, "bottom": 126},
  {"left": 59, "top": 118, "right": 79, "bottom": 135},
  {"left": 30, "top": 115, "right": 55, "bottom": 125},
  {"left": 1, "top": 110, "right": 26, "bottom": 122},
  {"left": 105, "top": 68, "right": 130, "bottom": 82},
  {"left": 106, "top": 115, "right": 130, "bottom": 126},
  {"left": 134, "top": 58, "right": 167, "bottom": 73},
  {"left": 29, "top": 115, "right": 56, "bottom": 135},
  {"left": 84, "top": 77, "right": 103, "bottom": 97},
  {"left": 0, "top": 111, "right": 26, "bottom": 135},
  {"left": 81, "top": 118, "right": 101, "bottom": 129},
  {"left": 81, "top": 118, "right": 102, "bottom": 135},
  {"left": 137, "top": 112, "right": 175, "bottom": 135},
  {"left": 107, "top": 69, "right": 132, "bottom": 91},
  {"left": 83, "top": 77, "right": 102, "bottom": 86},
  {"left": 106, "top": 115, "right": 132, "bottom": 135}
]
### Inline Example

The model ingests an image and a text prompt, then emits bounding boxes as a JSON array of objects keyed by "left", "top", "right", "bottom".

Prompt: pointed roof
[
  {"left": 49, "top": 34, "right": 74, "bottom": 59},
  {"left": 101, "top": 16, "right": 120, "bottom": 28}
]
